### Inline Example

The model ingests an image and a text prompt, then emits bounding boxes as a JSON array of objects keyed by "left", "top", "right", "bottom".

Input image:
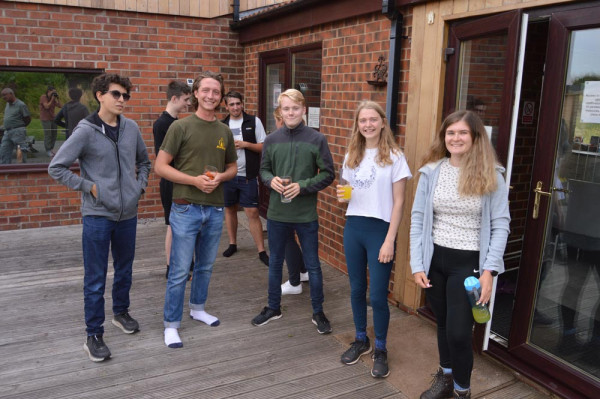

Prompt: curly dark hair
[{"left": 91, "top": 73, "right": 132, "bottom": 104}]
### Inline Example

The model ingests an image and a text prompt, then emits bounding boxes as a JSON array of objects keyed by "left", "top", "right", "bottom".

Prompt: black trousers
[{"left": 426, "top": 244, "right": 479, "bottom": 388}]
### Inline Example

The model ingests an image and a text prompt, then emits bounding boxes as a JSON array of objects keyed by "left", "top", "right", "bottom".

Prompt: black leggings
[{"left": 426, "top": 244, "right": 479, "bottom": 388}]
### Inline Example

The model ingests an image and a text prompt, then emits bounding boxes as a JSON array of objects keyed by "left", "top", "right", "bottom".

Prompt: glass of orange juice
[
  {"left": 337, "top": 166, "right": 352, "bottom": 203},
  {"left": 204, "top": 165, "right": 218, "bottom": 180}
]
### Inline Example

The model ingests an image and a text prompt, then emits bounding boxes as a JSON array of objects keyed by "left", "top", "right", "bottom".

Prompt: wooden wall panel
[{"left": 5, "top": 0, "right": 290, "bottom": 17}]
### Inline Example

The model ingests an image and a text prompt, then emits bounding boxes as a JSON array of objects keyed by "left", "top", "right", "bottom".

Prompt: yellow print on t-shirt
[{"left": 216, "top": 138, "right": 226, "bottom": 150}]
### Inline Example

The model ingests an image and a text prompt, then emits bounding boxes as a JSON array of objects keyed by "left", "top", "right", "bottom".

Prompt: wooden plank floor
[{"left": 0, "top": 219, "right": 406, "bottom": 399}]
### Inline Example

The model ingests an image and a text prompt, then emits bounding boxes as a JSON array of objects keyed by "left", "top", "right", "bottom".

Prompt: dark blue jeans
[
  {"left": 285, "top": 234, "right": 306, "bottom": 286},
  {"left": 82, "top": 216, "right": 137, "bottom": 336},
  {"left": 344, "top": 216, "right": 393, "bottom": 344},
  {"left": 267, "top": 219, "right": 324, "bottom": 313}
]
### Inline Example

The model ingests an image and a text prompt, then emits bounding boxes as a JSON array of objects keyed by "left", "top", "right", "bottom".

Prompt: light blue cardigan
[{"left": 409, "top": 158, "right": 511, "bottom": 276}]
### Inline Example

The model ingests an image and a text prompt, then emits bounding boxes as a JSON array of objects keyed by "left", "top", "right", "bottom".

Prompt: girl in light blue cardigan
[{"left": 410, "top": 110, "right": 510, "bottom": 399}]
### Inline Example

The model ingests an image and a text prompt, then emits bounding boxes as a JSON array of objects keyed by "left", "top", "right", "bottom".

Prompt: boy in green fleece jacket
[{"left": 251, "top": 89, "right": 335, "bottom": 334}]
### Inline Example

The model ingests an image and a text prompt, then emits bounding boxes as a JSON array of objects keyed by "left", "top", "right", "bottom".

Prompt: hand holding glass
[
  {"left": 204, "top": 165, "right": 218, "bottom": 180},
  {"left": 337, "top": 167, "right": 352, "bottom": 203},
  {"left": 280, "top": 176, "right": 292, "bottom": 203}
]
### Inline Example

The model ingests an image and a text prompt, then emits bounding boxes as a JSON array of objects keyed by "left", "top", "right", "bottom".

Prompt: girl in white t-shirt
[{"left": 337, "top": 101, "right": 411, "bottom": 378}]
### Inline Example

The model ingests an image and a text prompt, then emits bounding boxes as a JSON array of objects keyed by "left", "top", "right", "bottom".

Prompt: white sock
[
  {"left": 190, "top": 309, "right": 220, "bottom": 326},
  {"left": 164, "top": 328, "right": 183, "bottom": 348}
]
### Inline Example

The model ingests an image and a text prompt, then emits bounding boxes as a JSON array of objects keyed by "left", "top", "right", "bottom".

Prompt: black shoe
[
  {"left": 251, "top": 307, "right": 282, "bottom": 326},
  {"left": 453, "top": 388, "right": 471, "bottom": 399},
  {"left": 341, "top": 337, "right": 372, "bottom": 364},
  {"left": 223, "top": 244, "right": 237, "bottom": 257},
  {"left": 312, "top": 311, "right": 332, "bottom": 334},
  {"left": 420, "top": 367, "right": 453, "bottom": 399},
  {"left": 83, "top": 335, "right": 111, "bottom": 362},
  {"left": 371, "top": 349, "right": 390, "bottom": 378},
  {"left": 258, "top": 251, "right": 269, "bottom": 266},
  {"left": 112, "top": 312, "right": 140, "bottom": 334},
  {"left": 165, "top": 264, "right": 169, "bottom": 279}
]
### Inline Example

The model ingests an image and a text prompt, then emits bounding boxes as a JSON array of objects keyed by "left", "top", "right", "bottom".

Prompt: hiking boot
[
  {"left": 312, "top": 311, "right": 332, "bottom": 334},
  {"left": 371, "top": 349, "right": 390, "bottom": 378},
  {"left": 420, "top": 367, "right": 453, "bottom": 399},
  {"left": 341, "top": 336, "right": 372, "bottom": 365},
  {"left": 112, "top": 312, "right": 140, "bottom": 334},
  {"left": 251, "top": 307, "right": 282, "bottom": 326},
  {"left": 453, "top": 388, "right": 471, "bottom": 399},
  {"left": 83, "top": 334, "right": 111, "bottom": 362}
]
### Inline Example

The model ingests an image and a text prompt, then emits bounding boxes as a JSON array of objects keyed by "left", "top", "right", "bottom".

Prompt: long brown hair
[
  {"left": 346, "top": 101, "right": 401, "bottom": 169},
  {"left": 421, "top": 110, "right": 499, "bottom": 196}
]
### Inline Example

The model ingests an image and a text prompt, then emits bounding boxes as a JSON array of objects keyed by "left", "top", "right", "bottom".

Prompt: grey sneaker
[
  {"left": 371, "top": 349, "right": 390, "bottom": 378},
  {"left": 83, "top": 334, "right": 111, "bottom": 362},
  {"left": 112, "top": 312, "right": 140, "bottom": 334},
  {"left": 251, "top": 307, "right": 282, "bottom": 326},
  {"left": 312, "top": 311, "right": 332, "bottom": 334},
  {"left": 341, "top": 336, "right": 372, "bottom": 364},
  {"left": 420, "top": 367, "right": 453, "bottom": 399}
]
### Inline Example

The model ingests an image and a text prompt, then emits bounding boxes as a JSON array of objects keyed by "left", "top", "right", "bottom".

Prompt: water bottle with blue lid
[{"left": 464, "top": 276, "right": 491, "bottom": 324}]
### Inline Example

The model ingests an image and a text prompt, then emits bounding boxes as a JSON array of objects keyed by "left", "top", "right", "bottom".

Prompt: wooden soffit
[{"left": 233, "top": 0, "right": 428, "bottom": 44}]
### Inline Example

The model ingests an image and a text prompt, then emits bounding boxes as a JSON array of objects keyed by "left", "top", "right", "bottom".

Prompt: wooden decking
[
  {"left": 0, "top": 219, "right": 405, "bottom": 399},
  {"left": 0, "top": 218, "right": 554, "bottom": 398}
]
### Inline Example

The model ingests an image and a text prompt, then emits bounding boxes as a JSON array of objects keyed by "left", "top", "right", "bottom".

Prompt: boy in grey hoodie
[{"left": 48, "top": 73, "right": 151, "bottom": 362}]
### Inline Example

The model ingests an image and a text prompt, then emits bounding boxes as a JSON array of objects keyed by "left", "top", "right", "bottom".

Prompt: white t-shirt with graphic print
[{"left": 343, "top": 147, "right": 412, "bottom": 223}]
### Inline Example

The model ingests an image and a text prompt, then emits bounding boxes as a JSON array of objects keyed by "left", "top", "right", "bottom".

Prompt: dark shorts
[
  {"left": 223, "top": 176, "right": 259, "bottom": 208},
  {"left": 159, "top": 178, "right": 173, "bottom": 225}
]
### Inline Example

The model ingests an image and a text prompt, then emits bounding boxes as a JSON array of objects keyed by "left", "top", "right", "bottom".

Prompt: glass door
[
  {"left": 258, "top": 45, "right": 323, "bottom": 218},
  {"left": 258, "top": 51, "right": 288, "bottom": 218},
  {"left": 514, "top": 10, "right": 600, "bottom": 394}
]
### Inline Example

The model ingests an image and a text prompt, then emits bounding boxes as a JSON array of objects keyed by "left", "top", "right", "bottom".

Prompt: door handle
[{"left": 532, "top": 181, "right": 551, "bottom": 219}]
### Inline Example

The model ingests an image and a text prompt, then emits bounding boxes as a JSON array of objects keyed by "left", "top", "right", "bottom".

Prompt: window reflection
[{"left": 0, "top": 69, "right": 100, "bottom": 167}]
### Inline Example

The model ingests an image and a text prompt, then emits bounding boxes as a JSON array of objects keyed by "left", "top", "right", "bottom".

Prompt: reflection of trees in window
[{"left": 0, "top": 68, "right": 101, "bottom": 166}]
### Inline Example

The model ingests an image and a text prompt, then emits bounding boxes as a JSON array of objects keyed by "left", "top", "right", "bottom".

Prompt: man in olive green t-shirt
[{"left": 155, "top": 71, "right": 237, "bottom": 349}]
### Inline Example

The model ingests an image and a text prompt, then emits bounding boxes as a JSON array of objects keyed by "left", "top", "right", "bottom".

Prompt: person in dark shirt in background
[
  {"left": 55, "top": 88, "right": 90, "bottom": 140},
  {"left": 152, "top": 80, "right": 192, "bottom": 279}
]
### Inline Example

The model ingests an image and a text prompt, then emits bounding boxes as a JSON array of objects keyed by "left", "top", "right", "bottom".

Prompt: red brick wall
[
  {"left": 0, "top": 2, "right": 243, "bottom": 230},
  {"left": 242, "top": 11, "right": 412, "bottom": 278}
]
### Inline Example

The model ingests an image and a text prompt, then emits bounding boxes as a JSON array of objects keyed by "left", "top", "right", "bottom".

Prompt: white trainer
[
  {"left": 300, "top": 272, "right": 309, "bottom": 282},
  {"left": 281, "top": 280, "right": 302, "bottom": 295}
]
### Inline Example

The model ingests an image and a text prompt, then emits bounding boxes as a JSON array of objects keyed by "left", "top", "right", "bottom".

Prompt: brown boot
[
  {"left": 420, "top": 367, "right": 453, "bottom": 399},
  {"left": 453, "top": 388, "right": 471, "bottom": 398}
]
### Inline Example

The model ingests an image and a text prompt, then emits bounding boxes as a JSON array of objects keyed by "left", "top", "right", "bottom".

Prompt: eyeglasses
[{"left": 105, "top": 90, "right": 131, "bottom": 101}]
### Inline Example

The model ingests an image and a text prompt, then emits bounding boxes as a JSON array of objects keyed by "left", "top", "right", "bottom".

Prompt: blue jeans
[
  {"left": 164, "top": 203, "right": 224, "bottom": 328},
  {"left": 267, "top": 219, "right": 324, "bottom": 313},
  {"left": 344, "top": 216, "right": 393, "bottom": 343},
  {"left": 82, "top": 216, "right": 137, "bottom": 336}
]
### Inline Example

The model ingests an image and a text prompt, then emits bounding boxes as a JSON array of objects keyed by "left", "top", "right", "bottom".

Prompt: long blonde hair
[
  {"left": 422, "top": 110, "right": 499, "bottom": 196},
  {"left": 346, "top": 101, "right": 401, "bottom": 169}
]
